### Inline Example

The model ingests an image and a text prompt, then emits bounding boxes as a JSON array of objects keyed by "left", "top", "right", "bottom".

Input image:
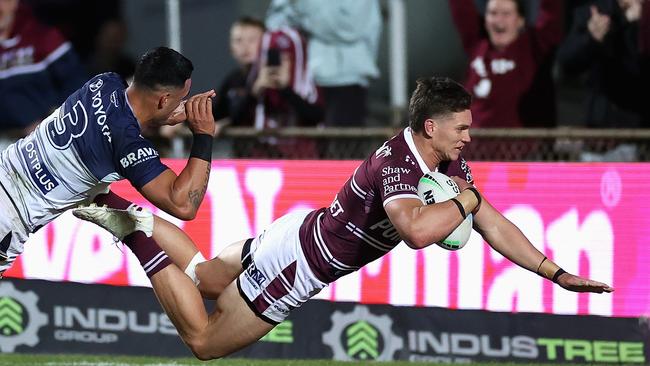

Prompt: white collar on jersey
[{"left": 404, "top": 127, "right": 435, "bottom": 173}]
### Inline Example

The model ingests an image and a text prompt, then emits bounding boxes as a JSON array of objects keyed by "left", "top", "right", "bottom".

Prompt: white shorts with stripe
[
  {"left": 237, "top": 210, "right": 327, "bottom": 324},
  {"left": 0, "top": 183, "right": 30, "bottom": 277}
]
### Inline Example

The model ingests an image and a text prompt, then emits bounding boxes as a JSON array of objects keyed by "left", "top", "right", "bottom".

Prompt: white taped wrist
[{"left": 184, "top": 252, "right": 206, "bottom": 286}]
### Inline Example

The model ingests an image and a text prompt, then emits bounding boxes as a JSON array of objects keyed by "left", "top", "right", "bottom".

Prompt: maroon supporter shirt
[
  {"left": 299, "top": 128, "right": 473, "bottom": 283},
  {"left": 449, "top": 0, "right": 562, "bottom": 128}
]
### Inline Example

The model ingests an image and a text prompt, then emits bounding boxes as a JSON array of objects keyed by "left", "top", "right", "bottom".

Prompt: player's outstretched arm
[
  {"left": 472, "top": 197, "right": 614, "bottom": 294},
  {"left": 139, "top": 92, "right": 216, "bottom": 220}
]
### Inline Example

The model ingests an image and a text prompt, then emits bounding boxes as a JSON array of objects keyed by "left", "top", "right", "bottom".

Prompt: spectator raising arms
[
  {"left": 448, "top": 0, "right": 563, "bottom": 128},
  {"left": 0, "top": 0, "right": 87, "bottom": 135}
]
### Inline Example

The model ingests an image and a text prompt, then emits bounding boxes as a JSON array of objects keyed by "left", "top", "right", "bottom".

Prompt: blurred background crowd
[{"left": 0, "top": 0, "right": 648, "bottom": 161}]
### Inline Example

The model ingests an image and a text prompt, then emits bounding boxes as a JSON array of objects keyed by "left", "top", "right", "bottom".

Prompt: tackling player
[
  {"left": 0, "top": 46, "right": 216, "bottom": 278},
  {"left": 74, "top": 76, "right": 613, "bottom": 360}
]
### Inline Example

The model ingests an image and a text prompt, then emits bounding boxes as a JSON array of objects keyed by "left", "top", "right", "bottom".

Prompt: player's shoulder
[
  {"left": 367, "top": 129, "right": 421, "bottom": 177},
  {"left": 371, "top": 129, "right": 416, "bottom": 165},
  {"left": 84, "top": 72, "right": 127, "bottom": 92}
]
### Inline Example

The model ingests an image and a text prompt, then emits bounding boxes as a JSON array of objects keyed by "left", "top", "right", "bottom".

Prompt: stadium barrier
[
  {"left": 2, "top": 127, "right": 649, "bottom": 161},
  {"left": 153, "top": 127, "right": 650, "bottom": 161},
  {"left": 1, "top": 278, "right": 647, "bottom": 363}
]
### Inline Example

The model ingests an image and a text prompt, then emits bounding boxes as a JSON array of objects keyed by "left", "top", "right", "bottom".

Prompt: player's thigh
[
  {"left": 196, "top": 239, "right": 247, "bottom": 299},
  {"left": 200, "top": 281, "right": 275, "bottom": 358},
  {"left": 152, "top": 215, "right": 199, "bottom": 269}
]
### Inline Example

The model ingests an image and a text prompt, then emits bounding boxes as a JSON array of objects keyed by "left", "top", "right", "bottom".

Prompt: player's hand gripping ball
[{"left": 417, "top": 171, "right": 473, "bottom": 250}]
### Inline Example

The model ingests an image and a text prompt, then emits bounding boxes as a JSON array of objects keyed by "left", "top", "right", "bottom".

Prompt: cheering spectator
[
  {"left": 448, "top": 0, "right": 563, "bottom": 128},
  {"left": 0, "top": 0, "right": 87, "bottom": 135},
  {"left": 266, "top": 0, "right": 382, "bottom": 127}
]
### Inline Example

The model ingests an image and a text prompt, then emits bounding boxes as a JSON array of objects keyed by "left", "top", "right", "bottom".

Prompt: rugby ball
[{"left": 417, "top": 171, "right": 473, "bottom": 250}]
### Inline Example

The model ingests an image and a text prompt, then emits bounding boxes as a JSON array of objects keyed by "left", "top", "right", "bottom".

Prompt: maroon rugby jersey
[{"left": 299, "top": 128, "right": 473, "bottom": 283}]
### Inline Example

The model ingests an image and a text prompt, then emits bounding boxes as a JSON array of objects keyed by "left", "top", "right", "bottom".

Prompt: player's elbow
[
  {"left": 402, "top": 231, "right": 434, "bottom": 250},
  {"left": 167, "top": 205, "right": 198, "bottom": 221},
  {"left": 402, "top": 226, "right": 449, "bottom": 250}
]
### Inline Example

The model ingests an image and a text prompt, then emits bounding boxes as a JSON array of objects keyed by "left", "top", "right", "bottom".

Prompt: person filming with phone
[{"left": 213, "top": 18, "right": 323, "bottom": 158}]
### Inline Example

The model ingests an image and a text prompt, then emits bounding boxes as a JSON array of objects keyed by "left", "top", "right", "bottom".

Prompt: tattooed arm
[
  {"left": 137, "top": 92, "right": 215, "bottom": 220},
  {"left": 139, "top": 159, "right": 211, "bottom": 220}
]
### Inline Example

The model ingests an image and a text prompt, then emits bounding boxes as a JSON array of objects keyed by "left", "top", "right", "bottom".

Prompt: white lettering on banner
[
  {"left": 389, "top": 244, "right": 417, "bottom": 305},
  {"left": 547, "top": 208, "right": 613, "bottom": 316},
  {"left": 20, "top": 211, "right": 122, "bottom": 282},
  {"left": 245, "top": 168, "right": 282, "bottom": 234},
  {"left": 67, "top": 218, "right": 123, "bottom": 284},
  {"left": 21, "top": 212, "right": 76, "bottom": 280},
  {"left": 487, "top": 205, "right": 545, "bottom": 313},
  {"left": 456, "top": 232, "right": 484, "bottom": 309},
  {"left": 208, "top": 168, "right": 255, "bottom": 257},
  {"left": 331, "top": 266, "right": 361, "bottom": 303},
  {"left": 54, "top": 306, "right": 176, "bottom": 335},
  {"left": 16, "top": 162, "right": 615, "bottom": 317}
]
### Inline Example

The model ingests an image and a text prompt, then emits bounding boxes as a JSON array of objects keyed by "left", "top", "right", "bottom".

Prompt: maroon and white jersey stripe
[{"left": 299, "top": 128, "right": 473, "bottom": 283}]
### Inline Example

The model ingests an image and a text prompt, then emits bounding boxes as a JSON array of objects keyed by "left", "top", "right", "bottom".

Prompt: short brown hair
[
  {"left": 233, "top": 16, "right": 265, "bottom": 31},
  {"left": 408, "top": 77, "right": 472, "bottom": 133}
]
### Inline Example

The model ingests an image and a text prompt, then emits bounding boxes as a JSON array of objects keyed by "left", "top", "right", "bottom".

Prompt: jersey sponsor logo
[
  {"left": 329, "top": 195, "right": 344, "bottom": 217},
  {"left": 110, "top": 91, "right": 119, "bottom": 108},
  {"left": 459, "top": 157, "right": 473, "bottom": 183},
  {"left": 381, "top": 167, "right": 411, "bottom": 176},
  {"left": 20, "top": 139, "right": 59, "bottom": 194},
  {"left": 405, "top": 155, "right": 417, "bottom": 167},
  {"left": 369, "top": 218, "right": 401, "bottom": 241},
  {"left": 245, "top": 263, "right": 267, "bottom": 289},
  {"left": 90, "top": 84, "right": 112, "bottom": 143},
  {"left": 89, "top": 79, "right": 103, "bottom": 93},
  {"left": 382, "top": 166, "right": 412, "bottom": 190},
  {"left": 47, "top": 101, "right": 89, "bottom": 149},
  {"left": 382, "top": 166, "right": 411, "bottom": 187},
  {"left": 119, "top": 147, "right": 159, "bottom": 169},
  {"left": 384, "top": 183, "right": 416, "bottom": 196}
]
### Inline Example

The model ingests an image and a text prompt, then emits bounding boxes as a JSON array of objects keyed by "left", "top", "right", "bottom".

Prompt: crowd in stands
[{"left": 0, "top": 0, "right": 648, "bottom": 155}]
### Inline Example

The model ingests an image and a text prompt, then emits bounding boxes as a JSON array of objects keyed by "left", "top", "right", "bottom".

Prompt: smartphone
[{"left": 267, "top": 48, "right": 281, "bottom": 67}]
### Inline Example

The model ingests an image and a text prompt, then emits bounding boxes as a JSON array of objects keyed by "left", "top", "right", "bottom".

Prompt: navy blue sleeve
[{"left": 114, "top": 126, "right": 169, "bottom": 189}]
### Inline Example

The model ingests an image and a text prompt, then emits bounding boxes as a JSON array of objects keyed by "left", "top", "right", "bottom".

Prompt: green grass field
[{"left": 0, "top": 354, "right": 583, "bottom": 366}]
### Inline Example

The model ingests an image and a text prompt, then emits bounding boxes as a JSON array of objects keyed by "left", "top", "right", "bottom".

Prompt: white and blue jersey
[{"left": 0, "top": 72, "right": 168, "bottom": 233}]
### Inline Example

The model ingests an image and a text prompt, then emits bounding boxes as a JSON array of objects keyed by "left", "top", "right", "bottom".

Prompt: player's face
[
  {"left": 230, "top": 24, "right": 264, "bottom": 66},
  {"left": 0, "top": 0, "right": 18, "bottom": 33},
  {"left": 157, "top": 79, "right": 191, "bottom": 124},
  {"left": 432, "top": 110, "right": 472, "bottom": 161},
  {"left": 485, "top": 0, "right": 524, "bottom": 50}
]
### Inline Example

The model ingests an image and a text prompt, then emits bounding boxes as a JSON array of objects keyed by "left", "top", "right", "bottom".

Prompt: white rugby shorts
[
  {"left": 237, "top": 210, "right": 327, "bottom": 324},
  {"left": 0, "top": 183, "right": 30, "bottom": 277}
]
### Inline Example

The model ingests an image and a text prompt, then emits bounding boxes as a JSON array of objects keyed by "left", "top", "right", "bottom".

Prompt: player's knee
[{"left": 186, "top": 335, "right": 222, "bottom": 361}]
